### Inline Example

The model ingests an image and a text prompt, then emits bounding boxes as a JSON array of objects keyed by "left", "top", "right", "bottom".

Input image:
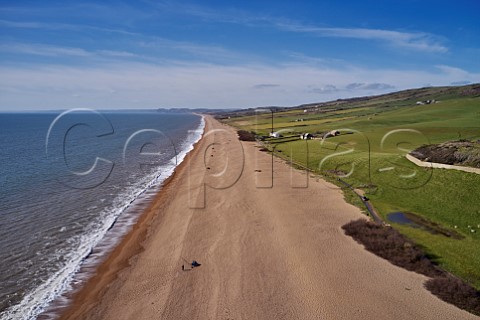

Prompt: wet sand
[{"left": 60, "top": 116, "right": 476, "bottom": 319}]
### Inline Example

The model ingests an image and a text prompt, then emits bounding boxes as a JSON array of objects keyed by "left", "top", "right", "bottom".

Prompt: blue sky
[{"left": 1, "top": 0, "right": 479, "bottom": 110}]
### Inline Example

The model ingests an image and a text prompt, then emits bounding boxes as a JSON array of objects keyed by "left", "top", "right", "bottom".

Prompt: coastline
[
  {"left": 59, "top": 116, "right": 475, "bottom": 320},
  {"left": 56, "top": 115, "right": 208, "bottom": 319}
]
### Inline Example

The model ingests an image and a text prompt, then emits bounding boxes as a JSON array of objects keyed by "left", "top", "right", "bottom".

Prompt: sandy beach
[{"left": 59, "top": 116, "right": 476, "bottom": 320}]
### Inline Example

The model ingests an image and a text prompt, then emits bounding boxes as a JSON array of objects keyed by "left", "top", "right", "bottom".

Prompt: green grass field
[{"left": 221, "top": 85, "right": 480, "bottom": 288}]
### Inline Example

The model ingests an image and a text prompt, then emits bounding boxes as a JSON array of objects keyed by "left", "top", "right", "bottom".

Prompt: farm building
[
  {"left": 300, "top": 133, "right": 314, "bottom": 140},
  {"left": 323, "top": 130, "right": 340, "bottom": 139},
  {"left": 416, "top": 99, "right": 436, "bottom": 105}
]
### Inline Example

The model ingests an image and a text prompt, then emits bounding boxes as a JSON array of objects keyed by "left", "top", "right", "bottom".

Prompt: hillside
[{"left": 216, "top": 83, "right": 480, "bottom": 119}]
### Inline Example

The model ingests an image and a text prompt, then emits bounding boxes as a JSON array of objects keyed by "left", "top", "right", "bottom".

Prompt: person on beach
[{"left": 191, "top": 260, "right": 201, "bottom": 267}]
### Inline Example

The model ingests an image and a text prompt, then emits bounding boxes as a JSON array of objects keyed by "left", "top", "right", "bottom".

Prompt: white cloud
[
  {"left": 0, "top": 35, "right": 251, "bottom": 65},
  {"left": 0, "top": 19, "right": 140, "bottom": 36},
  {"left": 134, "top": 3, "right": 449, "bottom": 54},
  {"left": 0, "top": 41, "right": 244, "bottom": 64},
  {"left": 345, "top": 82, "right": 395, "bottom": 90},
  {"left": 276, "top": 23, "right": 448, "bottom": 53},
  {"left": 252, "top": 84, "right": 280, "bottom": 89},
  {"left": 1, "top": 62, "right": 478, "bottom": 110},
  {"left": 308, "top": 85, "right": 339, "bottom": 94},
  {"left": 138, "top": 37, "right": 250, "bottom": 62},
  {"left": 0, "top": 43, "right": 93, "bottom": 57},
  {"left": 436, "top": 65, "right": 470, "bottom": 77},
  {"left": 0, "top": 19, "right": 45, "bottom": 28},
  {"left": 97, "top": 50, "right": 138, "bottom": 58}
]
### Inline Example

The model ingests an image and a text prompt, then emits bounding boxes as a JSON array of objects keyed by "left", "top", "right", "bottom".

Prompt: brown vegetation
[
  {"left": 237, "top": 130, "right": 256, "bottom": 141},
  {"left": 342, "top": 219, "right": 442, "bottom": 277},
  {"left": 425, "top": 276, "right": 480, "bottom": 316}
]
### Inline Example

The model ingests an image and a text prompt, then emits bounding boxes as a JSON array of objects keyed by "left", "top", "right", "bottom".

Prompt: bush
[
  {"left": 425, "top": 276, "right": 480, "bottom": 316},
  {"left": 237, "top": 130, "right": 256, "bottom": 141},
  {"left": 342, "top": 219, "right": 443, "bottom": 277}
]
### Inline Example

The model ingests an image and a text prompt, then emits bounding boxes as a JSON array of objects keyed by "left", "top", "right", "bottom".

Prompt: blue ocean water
[{"left": 0, "top": 111, "right": 204, "bottom": 319}]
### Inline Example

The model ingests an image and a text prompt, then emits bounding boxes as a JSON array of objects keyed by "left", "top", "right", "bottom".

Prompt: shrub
[
  {"left": 237, "top": 130, "right": 256, "bottom": 141},
  {"left": 342, "top": 219, "right": 443, "bottom": 277},
  {"left": 425, "top": 276, "right": 480, "bottom": 316}
]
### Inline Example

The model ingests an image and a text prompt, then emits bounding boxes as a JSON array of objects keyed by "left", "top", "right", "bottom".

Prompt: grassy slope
[{"left": 222, "top": 85, "right": 480, "bottom": 289}]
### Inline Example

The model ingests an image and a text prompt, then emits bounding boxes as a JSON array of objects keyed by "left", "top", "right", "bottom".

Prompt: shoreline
[{"left": 56, "top": 116, "right": 208, "bottom": 319}]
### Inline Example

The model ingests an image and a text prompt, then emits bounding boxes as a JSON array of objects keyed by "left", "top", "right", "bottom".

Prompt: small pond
[
  {"left": 387, "top": 212, "right": 421, "bottom": 227},
  {"left": 387, "top": 212, "right": 464, "bottom": 239}
]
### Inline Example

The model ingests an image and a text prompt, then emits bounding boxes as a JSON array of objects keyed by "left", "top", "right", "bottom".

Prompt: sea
[{"left": 0, "top": 110, "right": 204, "bottom": 319}]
